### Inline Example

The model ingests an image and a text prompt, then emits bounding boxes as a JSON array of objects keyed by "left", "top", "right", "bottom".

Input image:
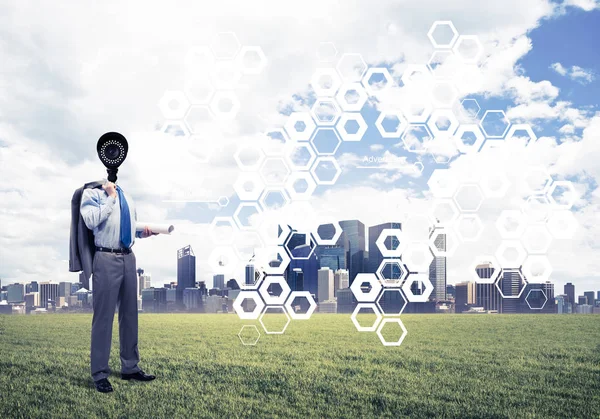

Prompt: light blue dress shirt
[{"left": 80, "top": 186, "right": 141, "bottom": 249}]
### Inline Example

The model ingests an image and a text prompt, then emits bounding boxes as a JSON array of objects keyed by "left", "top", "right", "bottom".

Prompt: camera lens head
[{"left": 97, "top": 132, "right": 128, "bottom": 168}]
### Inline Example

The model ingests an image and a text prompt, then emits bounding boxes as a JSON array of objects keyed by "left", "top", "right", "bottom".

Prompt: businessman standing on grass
[{"left": 80, "top": 179, "right": 158, "bottom": 393}]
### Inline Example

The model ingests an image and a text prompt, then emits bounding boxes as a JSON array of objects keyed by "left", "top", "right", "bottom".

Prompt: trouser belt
[{"left": 96, "top": 246, "right": 132, "bottom": 255}]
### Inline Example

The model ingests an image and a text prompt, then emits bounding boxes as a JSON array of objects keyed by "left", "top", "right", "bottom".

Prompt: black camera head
[{"left": 96, "top": 132, "right": 128, "bottom": 182}]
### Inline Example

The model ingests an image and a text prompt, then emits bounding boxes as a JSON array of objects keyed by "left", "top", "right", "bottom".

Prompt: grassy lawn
[{"left": 0, "top": 313, "right": 599, "bottom": 418}]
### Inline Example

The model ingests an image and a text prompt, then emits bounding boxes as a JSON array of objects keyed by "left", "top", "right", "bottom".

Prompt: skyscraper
[
  {"left": 213, "top": 274, "right": 225, "bottom": 290},
  {"left": 522, "top": 282, "right": 555, "bottom": 313},
  {"left": 287, "top": 243, "right": 319, "bottom": 297},
  {"left": 334, "top": 269, "right": 349, "bottom": 295},
  {"left": 183, "top": 288, "right": 203, "bottom": 312},
  {"left": 584, "top": 291, "right": 595, "bottom": 307},
  {"left": 368, "top": 222, "right": 401, "bottom": 274},
  {"left": 564, "top": 283, "right": 575, "bottom": 308},
  {"left": 429, "top": 232, "right": 447, "bottom": 301},
  {"left": 317, "top": 268, "right": 334, "bottom": 302},
  {"left": 245, "top": 264, "right": 255, "bottom": 286},
  {"left": 288, "top": 268, "right": 304, "bottom": 292},
  {"left": 339, "top": 220, "right": 367, "bottom": 285},
  {"left": 177, "top": 246, "right": 196, "bottom": 302},
  {"left": 26, "top": 281, "right": 39, "bottom": 294},
  {"left": 39, "top": 282, "right": 59, "bottom": 309},
  {"left": 7, "top": 283, "right": 25, "bottom": 303},
  {"left": 138, "top": 269, "right": 152, "bottom": 298},
  {"left": 497, "top": 270, "right": 525, "bottom": 313},
  {"left": 317, "top": 245, "right": 347, "bottom": 271},
  {"left": 141, "top": 288, "right": 167, "bottom": 313},
  {"left": 455, "top": 281, "right": 476, "bottom": 313},
  {"left": 476, "top": 283, "right": 502, "bottom": 312},
  {"left": 58, "top": 282, "right": 72, "bottom": 299}
]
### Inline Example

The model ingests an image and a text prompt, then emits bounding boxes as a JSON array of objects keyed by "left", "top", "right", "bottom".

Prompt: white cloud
[{"left": 550, "top": 62, "right": 595, "bottom": 84}]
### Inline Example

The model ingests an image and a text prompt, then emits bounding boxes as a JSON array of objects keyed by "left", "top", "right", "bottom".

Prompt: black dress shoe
[
  {"left": 94, "top": 378, "right": 113, "bottom": 393},
  {"left": 121, "top": 370, "right": 156, "bottom": 381}
]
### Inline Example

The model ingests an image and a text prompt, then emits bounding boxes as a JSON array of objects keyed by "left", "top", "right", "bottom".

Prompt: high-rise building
[
  {"left": 177, "top": 246, "right": 196, "bottom": 303},
  {"left": 555, "top": 295, "right": 570, "bottom": 314},
  {"left": 336, "top": 288, "right": 356, "bottom": 313},
  {"left": 522, "top": 282, "right": 555, "bottom": 313},
  {"left": 245, "top": 264, "right": 255, "bottom": 286},
  {"left": 564, "top": 283, "right": 575, "bottom": 308},
  {"left": 597, "top": 291, "right": 600, "bottom": 302},
  {"left": 476, "top": 282, "right": 502, "bottom": 312},
  {"left": 141, "top": 288, "right": 167, "bottom": 313},
  {"left": 288, "top": 268, "right": 304, "bottom": 292},
  {"left": 316, "top": 245, "right": 347, "bottom": 271},
  {"left": 227, "top": 279, "right": 239, "bottom": 290},
  {"left": 446, "top": 284, "right": 456, "bottom": 299},
  {"left": 368, "top": 222, "right": 401, "bottom": 275},
  {"left": 317, "top": 268, "right": 334, "bottom": 302},
  {"left": 287, "top": 243, "right": 319, "bottom": 297},
  {"left": 137, "top": 269, "right": 152, "bottom": 298},
  {"left": 455, "top": 281, "right": 476, "bottom": 313},
  {"left": 339, "top": 220, "right": 367, "bottom": 284},
  {"left": 334, "top": 269, "right": 349, "bottom": 296},
  {"left": 497, "top": 270, "right": 525, "bottom": 313},
  {"left": 58, "top": 282, "right": 72, "bottom": 299},
  {"left": 213, "top": 274, "right": 225, "bottom": 290},
  {"left": 429, "top": 233, "right": 447, "bottom": 301},
  {"left": 26, "top": 281, "right": 39, "bottom": 294},
  {"left": 39, "top": 282, "right": 59, "bottom": 309},
  {"left": 71, "top": 282, "right": 82, "bottom": 294},
  {"left": 24, "top": 292, "right": 40, "bottom": 308},
  {"left": 584, "top": 291, "right": 595, "bottom": 307},
  {"left": 7, "top": 283, "right": 25, "bottom": 303},
  {"left": 183, "top": 288, "right": 203, "bottom": 312},
  {"left": 578, "top": 295, "right": 588, "bottom": 305}
]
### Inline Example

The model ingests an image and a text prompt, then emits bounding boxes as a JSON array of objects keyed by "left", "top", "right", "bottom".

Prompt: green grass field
[{"left": 0, "top": 313, "right": 599, "bottom": 418}]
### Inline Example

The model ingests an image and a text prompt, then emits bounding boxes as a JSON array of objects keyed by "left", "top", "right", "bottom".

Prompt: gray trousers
[{"left": 91, "top": 250, "right": 141, "bottom": 381}]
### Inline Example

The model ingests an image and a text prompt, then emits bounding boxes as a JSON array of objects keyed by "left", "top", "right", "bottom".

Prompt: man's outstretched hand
[{"left": 141, "top": 226, "right": 159, "bottom": 238}]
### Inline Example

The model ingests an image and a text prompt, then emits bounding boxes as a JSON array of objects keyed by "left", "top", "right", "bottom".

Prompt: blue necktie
[{"left": 116, "top": 186, "right": 132, "bottom": 248}]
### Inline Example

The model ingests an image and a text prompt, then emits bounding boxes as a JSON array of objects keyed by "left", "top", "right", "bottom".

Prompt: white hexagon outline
[
  {"left": 285, "top": 171, "right": 317, "bottom": 201},
  {"left": 233, "top": 202, "right": 263, "bottom": 231},
  {"left": 453, "top": 184, "right": 485, "bottom": 212},
  {"left": 258, "top": 275, "right": 292, "bottom": 305},
  {"left": 210, "top": 60, "right": 242, "bottom": 90},
  {"left": 336, "top": 112, "right": 368, "bottom": 142},
  {"left": 237, "top": 46, "right": 268, "bottom": 75},
  {"left": 522, "top": 255, "right": 553, "bottom": 284},
  {"left": 209, "top": 31, "right": 241, "bottom": 60},
  {"left": 362, "top": 67, "right": 394, "bottom": 97},
  {"left": 259, "top": 156, "right": 291, "bottom": 186},
  {"left": 376, "top": 318, "right": 408, "bottom": 347},
  {"left": 401, "top": 64, "right": 433, "bottom": 86},
  {"left": 427, "top": 109, "right": 459, "bottom": 137},
  {"left": 310, "top": 67, "right": 342, "bottom": 97},
  {"left": 233, "top": 290, "right": 265, "bottom": 320},
  {"left": 208, "top": 245, "right": 240, "bottom": 276},
  {"left": 284, "top": 231, "right": 316, "bottom": 261},
  {"left": 262, "top": 127, "right": 290, "bottom": 157},
  {"left": 401, "top": 273, "right": 433, "bottom": 303},
  {"left": 430, "top": 80, "right": 459, "bottom": 108},
  {"left": 468, "top": 255, "right": 501, "bottom": 284},
  {"left": 495, "top": 269, "right": 528, "bottom": 299},
  {"left": 402, "top": 242, "right": 434, "bottom": 272},
  {"left": 429, "top": 228, "right": 459, "bottom": 257},
  {"left": 454, "top": 124, "right": 485, "bottom": 154},
  {"left": 525, "top": 289, "right": 548, "bottom": 310},
  {"left": 310, "top": 127, "right": 342, "bottom": 156},
  {"left": 253, "top": 245, "right": 291, "bottom": 276},
  {"left": 350, "top": 273, "right": 383, "bottom": 302},
  {"left": 310, "top": 98, "right": 342, "bottom": 126},
  {"left": 238, "top": 325, "right": 260, "bottom": 346},
  {"left": 209, "top": 90, "right": 241, "bottom": 121},
  {"left": 506, "top": 123, "right": 537, "bottom": 146},
  {"left": 402, "top": 98, "right": 434, "bottom": 124},
  {"left": 317, "top": 41, "right": 338, "bottom": 62},
  {"left": 258, "top": 218, "right": 289, "bottom": 247},
  {"left": 460, "top": 98, "right": 481, "bottom": 118},
  {"left": 521, "top": 224, "right": 553, "bottom": 254},
  {"left": 427, "top": 50, "right": 456, "bottom": 79},
  {"left": 284, "top": 112, "right": 316, "bottom": 142},
  {"left": 234, "top": 143, "right": 266, "bottom": 171},
  {"left": 429, "top": 199, "right": 460, "bottom": 227},
  {"left": 401, "top": 124, "right": 433, "bottom": 154},
  {"left": 259, "top": 187, "right": 291, "bottom": 211},
  {"left": 479, "top": 172, "right": 511, "bottom": 199},
  {"left": 454, "top": 213, "right": 484, "bottom": 242},
  {"left": 233, "top": 172, "right": 266, "bottom": 201},
  {"left": 376, "top": 259, "right": 408, "bottom": 287},
  {"left": 336, "top": 53, "right": 367, "bottom": 83},
  {"left": 452, "top": 35, "right": 484, "bottom": 64},
  {"left": 183, "top": 105, "right": 214, "bottom": 135},
  {"left": 376, "top": 110, "right": 409, "bottom": 139},
  {"left": 427, "top": 169, "right": 459, "bottom": 198},
  {"left": 209, "top": 216, "right": 238, "bottom": 245},
  {"left": 158, "top": 90, "right": 190, "bottom": 120},
  {"left": 479, "top": 110, "right": 511, "bottom": 139},
  {"left": 546, "top": 210, "right": 578, "bottom": 240},
  {"left": 495, "top": 210, "right": 527, "bottom": 239},
  {"left": 283, "top": 140, "right": 317, "bottom": 171},
  {"left": 376, "top": 288, "right": 408, "bottom": 316},
  {"left": 285, "top": 291, "right": 317, "bottom": 320},
  {"left": 547, "top": 180, "right": 576, "bottom": 210},
  {"left": 375, "top": 228, "right": 408, "bottom": 258},
  {"left": 495, "top": 240, "right": 527, "bottom": 268},
  {"left": 351, "top": 303, "right": 382, "bottom": 332},
  {"left": 259, "top": 305, "right": 291, "bottom": 335},
  {"left": 335, "top": 82, "right": 369, "bottom": 112},
  {"left": 427, "top": 21, "right": 459, "bottom": 49},
  {"left": 313, "top": 220, "right": 343, "bottom": 246},
  {"left": 310, "top": 156, "right": 342, "bottom": 186},
  {"left": 523, "top": 166, "right": 553, "bottom": 195},
  {"left": 183, "top": 78, "right": 215, "bottom": 105},
  {"left": 522, "top": 194, "right": 553, "bottom": 224}
]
